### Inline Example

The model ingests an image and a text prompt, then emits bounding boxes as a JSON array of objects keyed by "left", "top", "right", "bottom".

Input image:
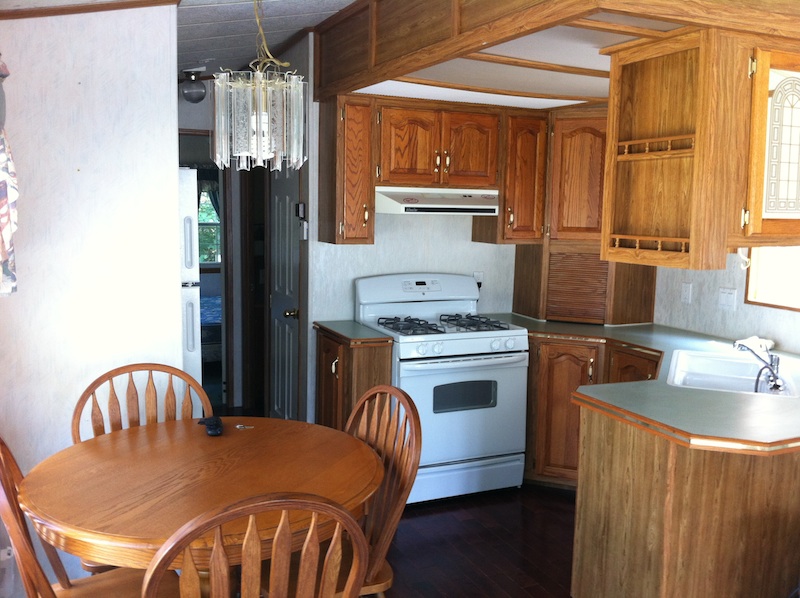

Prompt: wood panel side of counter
[
  {"left": 572, "top": 407, "right": 800, "bottom": 598},
  {"left": 571, "top": 407, "right": 669, "bottom": 597}
]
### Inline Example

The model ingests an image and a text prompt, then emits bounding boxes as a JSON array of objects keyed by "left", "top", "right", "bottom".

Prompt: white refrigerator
[{"left": 179, "top": 168, "right": 202, "bottom": 384}]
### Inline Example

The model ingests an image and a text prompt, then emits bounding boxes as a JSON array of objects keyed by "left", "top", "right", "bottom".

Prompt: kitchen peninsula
[{"left": 569, "top": 342, "right": 800, "bottom": 598}]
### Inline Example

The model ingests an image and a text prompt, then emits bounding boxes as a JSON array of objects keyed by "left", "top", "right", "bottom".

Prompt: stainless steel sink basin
[{"left": 667, "top": 349, "right": 800, "bottom": 397}]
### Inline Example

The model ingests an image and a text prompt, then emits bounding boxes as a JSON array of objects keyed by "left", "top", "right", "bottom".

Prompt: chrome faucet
[{"left": 733, "top": 336, "right": 784, "bottom": 393}]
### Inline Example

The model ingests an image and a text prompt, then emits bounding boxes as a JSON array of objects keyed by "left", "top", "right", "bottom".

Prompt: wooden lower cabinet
[
  {"left": 605, "top": 342, "right": 662, "bottom": 382},
  {"left": 314, "top": 322, "right": 392, "bottom": 430},
  {"left": 528, "top": 337, "right": 602, "bottom": 483}
]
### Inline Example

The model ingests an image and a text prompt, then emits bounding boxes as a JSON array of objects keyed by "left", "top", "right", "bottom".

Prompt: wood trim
[
  {"left": 465, "top": 52, "right": 609, "bottom": 78},
  {"left": 573, "top": 391, "right": 800, "bottom": 455},
  {"left": 396, "top": 75, "right": 606, "bottom": 104},
  {"left": 0, "top": 0, "right": 176, "bottom": 20},
  {"left": 598, "top": 25, "right": 701, "bottom": 55},
  {"left": 568, "top": 17, "right": 682, "bottom": 39}
]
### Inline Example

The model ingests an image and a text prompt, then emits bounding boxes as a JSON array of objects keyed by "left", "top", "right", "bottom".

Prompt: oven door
[{"left": 397, "top": 351, "right": 528, "bottom": 467}]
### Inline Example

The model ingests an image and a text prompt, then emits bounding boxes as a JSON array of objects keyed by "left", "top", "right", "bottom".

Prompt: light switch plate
[
  {"left": 681, "top": 282, "right": 693, "bottom": 304},
  {"left": 718, "top": 287, "right": 737, "bottom": 311}
]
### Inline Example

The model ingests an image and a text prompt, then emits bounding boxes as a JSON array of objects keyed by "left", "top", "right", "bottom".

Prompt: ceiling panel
[{"left": 406, "top": 57, "right": 610, "bottom": 100}]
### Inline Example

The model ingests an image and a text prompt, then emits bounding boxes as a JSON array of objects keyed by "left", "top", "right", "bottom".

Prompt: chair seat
[{"left": 55, "top": 559, "right": 179, "bottom": 596}]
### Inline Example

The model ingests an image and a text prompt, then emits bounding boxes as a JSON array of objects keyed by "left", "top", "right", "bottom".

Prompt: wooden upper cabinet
[
  {"left": 550, "top": 117, "right": 606, "bottom": 239},
  {"left": 379, "top": 107, "right": 441, "bottom": 186},
  {"left": 745, "top": 48, "right": 800, "bottom": 238},
  {"left": 442, "top": 112, "right": 499, "bottom": 187},
  {"left": 602, "top": 29, "right": 754, "bottom": 269},
  {"left": 318, "top": 95, "right": 374, "bottom": 244},
  {"left": 379, "top": 106, "right": 498, "bottom": 187},
  {"left": 503, "top": 115, "right": 547, "bottom": 240}
]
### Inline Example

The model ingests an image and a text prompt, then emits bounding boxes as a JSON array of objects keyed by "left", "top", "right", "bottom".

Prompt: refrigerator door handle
[{"left": 183, "top": 216, "right": 196, "bottom": 270}]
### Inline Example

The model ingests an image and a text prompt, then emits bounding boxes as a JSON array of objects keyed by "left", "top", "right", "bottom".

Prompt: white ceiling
[
  {"left": 177, "top": 0, "right": 353, "bottom": 75},
  {"left": 7, "top": 1, "right": 687, "bottom": 110}
]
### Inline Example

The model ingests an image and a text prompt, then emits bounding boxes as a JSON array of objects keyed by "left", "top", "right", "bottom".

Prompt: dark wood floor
[{"left": 385, "top": 484, "right": 576, "bottom": 597}]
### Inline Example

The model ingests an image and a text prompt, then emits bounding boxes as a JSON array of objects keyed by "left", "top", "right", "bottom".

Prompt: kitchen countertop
[
  {"left": 491, "top": 313, "right": 800, "bottom": 454},
  {"left": 318, "top": 314, "right": 800, "bottom": 453}
]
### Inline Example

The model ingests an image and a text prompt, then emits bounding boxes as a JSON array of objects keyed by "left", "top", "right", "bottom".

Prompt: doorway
[{"left": 178, "top": 129, "right": 231, "bottom": 413}]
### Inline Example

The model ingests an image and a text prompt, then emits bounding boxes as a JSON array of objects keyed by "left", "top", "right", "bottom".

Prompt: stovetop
[
  {"left": 355, "top": 273, "right": 529, "bottom": 358},
  {"left": 378, "top": 314, "right": 512, "bottom": 336}
]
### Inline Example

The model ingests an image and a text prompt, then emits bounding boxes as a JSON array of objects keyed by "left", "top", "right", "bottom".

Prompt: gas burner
[
  {"left": 378, "top": 316, "right": 446, "bottom": 336},
  {"left": 439, "top": 313, "right": 510, "bottom": 332}
]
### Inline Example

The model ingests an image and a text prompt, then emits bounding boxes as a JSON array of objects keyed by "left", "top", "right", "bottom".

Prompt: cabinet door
[
  {"left": 606, "top": 346, "right": 660, "bottom": 382},
  {"left": 550, "top": 117, "right": 606, "bottom": 239},
  {"left": 746, "top": 48, "right": 800, "bottom": 237},
  {"left": 316, "top": 332, "right": 346, "bottom": 429},
  {"left": 442, "top": 112, "right": 499, "bottom": 187},
  {"left": 503, "top": 116, "right": 547, "bottom": 240},
  {"left": 535, "top": 341, "right": 599, "bottom": 480},
  {"left": 340, "top": 101, "right": 374, "bottom": 242},
  {"left": 379, "top": 107, "right": 441, "bottom": 185}
]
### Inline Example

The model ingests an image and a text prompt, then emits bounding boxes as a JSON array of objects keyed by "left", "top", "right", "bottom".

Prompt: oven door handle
[{"left": 400, "top": 352, "right": 529, "bottom": 372}]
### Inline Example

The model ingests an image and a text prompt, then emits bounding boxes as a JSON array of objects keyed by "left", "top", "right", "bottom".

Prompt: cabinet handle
[
  {"left": 434, "top": 150, "right": 441, "bottom": 173},
  {"left": 331, "top": 357, "right": 339, "bottom": 377},
  {"left": 507, "top": 207, "right": 514, "bottom": 227},
  {"left": 588, "top": 358, "right": 594, "bottom": 384},
  {"left": 444, "top": 151, "right": 450, "bottom": 173},
  {"left": 363, "top": 204, "right": 369, "bottom": 227}
]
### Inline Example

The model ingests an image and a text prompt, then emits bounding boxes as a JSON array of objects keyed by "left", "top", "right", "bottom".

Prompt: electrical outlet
[
  {"left": 718, "top": 287, "right": 737, "bottom": 311},
  {"left": 473, "top": 271, "right": 484, "bottom": 284},
  {"left": 681, "top": 282, "right": 693, "bottom": 304}
]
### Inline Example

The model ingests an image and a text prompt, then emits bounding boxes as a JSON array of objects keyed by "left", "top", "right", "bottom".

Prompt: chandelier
[{"left": 213, "top": 0, "right": 307, "bottom": 172}]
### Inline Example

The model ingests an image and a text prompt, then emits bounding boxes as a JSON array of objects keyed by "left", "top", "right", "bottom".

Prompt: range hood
[{"left": 375, "top": 186, "right": 499, "bottom": 215}]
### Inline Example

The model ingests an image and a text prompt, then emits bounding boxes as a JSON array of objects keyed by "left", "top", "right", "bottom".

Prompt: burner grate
[
  {"left": 439, "top": 313, "right": 510, "bottom": 332},
  {"left": 378, "top": 316, "right": 446, "bottom": 336}
]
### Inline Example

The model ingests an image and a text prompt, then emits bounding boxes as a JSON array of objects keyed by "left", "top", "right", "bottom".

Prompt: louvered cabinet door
[{"left": 545, "top": 250, "right": 609, "bottom": 324}]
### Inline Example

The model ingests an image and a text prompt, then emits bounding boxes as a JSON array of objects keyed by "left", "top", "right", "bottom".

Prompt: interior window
[{"left": 746, "top": 246, "right": 800, "bottom": 311}]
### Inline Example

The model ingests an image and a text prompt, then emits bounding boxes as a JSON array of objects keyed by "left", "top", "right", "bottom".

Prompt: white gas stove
[{"left": 354, "top": 273, "right": 529, "bottom": 503}]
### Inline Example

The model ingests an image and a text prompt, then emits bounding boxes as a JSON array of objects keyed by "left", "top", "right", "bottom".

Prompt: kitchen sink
[{"left": 667, "top": 348, "right": 800, "bottom": 397}]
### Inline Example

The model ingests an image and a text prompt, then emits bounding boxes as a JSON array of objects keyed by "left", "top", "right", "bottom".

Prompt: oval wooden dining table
[{"left": 18, "top": 416, "right": 383, "bottom": 570}]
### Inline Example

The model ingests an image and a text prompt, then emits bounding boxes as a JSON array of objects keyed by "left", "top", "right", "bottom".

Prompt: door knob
[{"left": 283, "top": 308, "right": 299, "bottom": 319}]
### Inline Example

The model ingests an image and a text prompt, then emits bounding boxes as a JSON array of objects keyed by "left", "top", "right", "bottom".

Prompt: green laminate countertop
[{"left": 488, "top": 314, "right": 800, "bottom": 453}]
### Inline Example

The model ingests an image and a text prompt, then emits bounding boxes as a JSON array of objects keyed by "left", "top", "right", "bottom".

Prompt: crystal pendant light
[{"left": 213, "top": 0, "right": 307, "bottom": 172}]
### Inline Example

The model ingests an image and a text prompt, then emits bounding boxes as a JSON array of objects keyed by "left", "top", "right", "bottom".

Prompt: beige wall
[{"left": 0, "top": 5, "right": 180, "bottom": 582}]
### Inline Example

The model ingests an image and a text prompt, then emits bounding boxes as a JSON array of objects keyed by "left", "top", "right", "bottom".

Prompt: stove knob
[
  {"left": 505, "top": 338, "right": 516, "bottom": 350},
  {"left": 417, "top": 343, "right": 428, "bottom": 356},
  {"left": 490, "top": 339, "right": 501, "bottom": 351},
  {"left": 432, "top": 342, "right": 444, "bottom": 355}
]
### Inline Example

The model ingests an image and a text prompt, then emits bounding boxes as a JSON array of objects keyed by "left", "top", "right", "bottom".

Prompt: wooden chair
[
  {"left": 0, "top": 436, "right": 180, "bottom": 597},
  {"left": 142, "top": 492, "right": 370, "bottom": 598},
  {"left": 342, "top": 384, "right": 422, "bottom": 597},
  {"left": 72, "top": 362, "right": 213, "bottom": 574},
  {"left": 71, "top": 362, "right": 213, "bottom": 444}
]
